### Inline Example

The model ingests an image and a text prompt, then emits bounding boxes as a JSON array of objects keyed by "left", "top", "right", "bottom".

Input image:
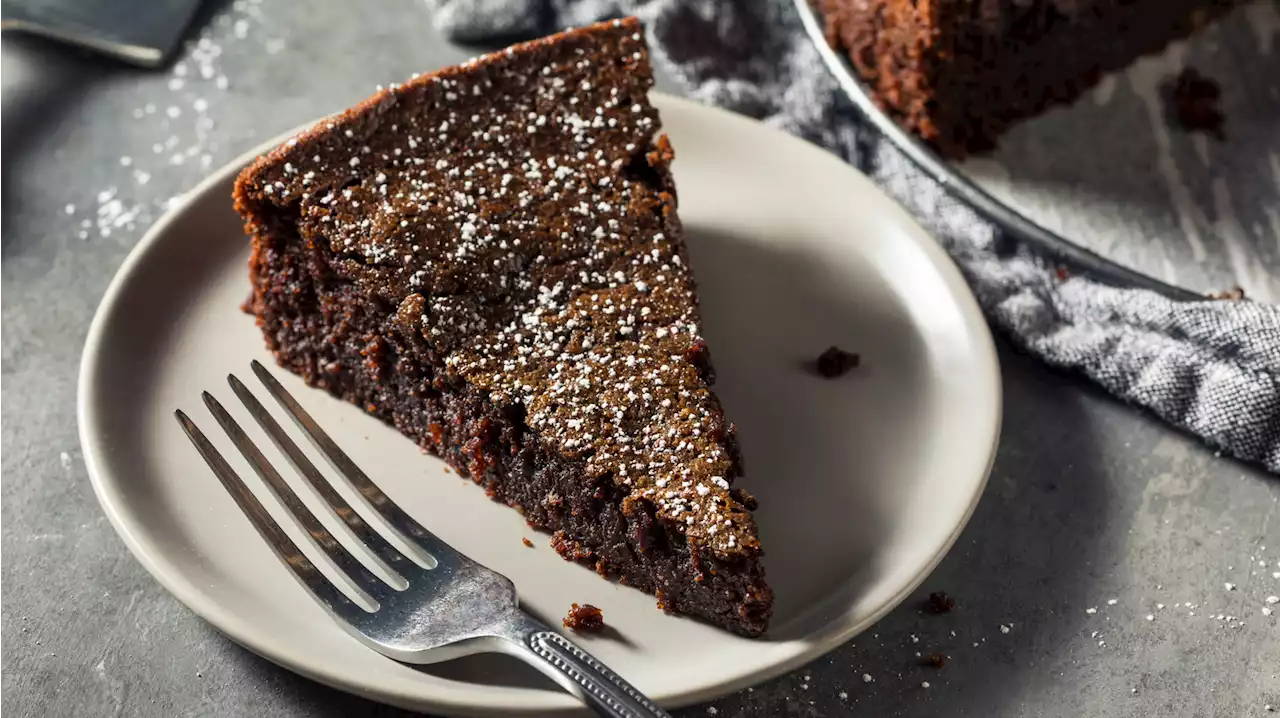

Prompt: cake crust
[{"left": 234, "top": 18, "right": 772, "bottom": 636}]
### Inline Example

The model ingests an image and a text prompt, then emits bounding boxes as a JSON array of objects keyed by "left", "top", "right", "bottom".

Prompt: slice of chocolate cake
[
  {"left": 233, "top": 18, "right": 772, "bottom": 637},
  {"left": 819, "top": 0, "right": 1242, "bottom": 157}
]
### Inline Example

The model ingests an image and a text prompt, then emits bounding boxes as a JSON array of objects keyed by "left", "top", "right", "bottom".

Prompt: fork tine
[
  {"left": 201, "top": 391, "right": 395, "bottom": 605},
  {"left": 228, "top": 373, "right": 427, "bottom": 579},
  {"left": 174, "top": 409, "right": 362, "bottom": 616},
  {"left": 250, "top": 360, "right": 467, "bottom": 565}
]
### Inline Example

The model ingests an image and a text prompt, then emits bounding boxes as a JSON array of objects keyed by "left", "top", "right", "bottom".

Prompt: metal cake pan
[{"left": 794, "top": 0, "right": 1233, "bottom": 302}]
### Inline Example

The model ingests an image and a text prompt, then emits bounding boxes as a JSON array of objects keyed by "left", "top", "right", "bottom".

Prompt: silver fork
[{"left": 174, "top": 360, "right": 670, "bottom": 718}]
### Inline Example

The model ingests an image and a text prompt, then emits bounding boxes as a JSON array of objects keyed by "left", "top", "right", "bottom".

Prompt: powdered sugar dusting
[
  {"left": 241, "top": 19, "right": 756, "bottom": 556},
  {"left": 67, "top": 0, "right": 288, "bottom": 241}
]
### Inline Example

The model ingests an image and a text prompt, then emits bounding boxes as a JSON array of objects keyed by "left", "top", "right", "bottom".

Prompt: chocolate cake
[
  {"left": 819, "top": 0, "right": 1242, "bottom": 157},
  {"left": 233, "top": 18, "right": 772, "bottom": 637}
]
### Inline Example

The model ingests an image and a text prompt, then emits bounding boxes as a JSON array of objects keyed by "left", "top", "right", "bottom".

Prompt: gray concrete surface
[{"left": 3, "top": 1, "right": 1278, "bottom": 716}]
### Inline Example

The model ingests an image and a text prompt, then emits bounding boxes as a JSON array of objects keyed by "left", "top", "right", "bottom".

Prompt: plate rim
[{"left": 78, "top": 91, "right": 1003, "bottom": 716}]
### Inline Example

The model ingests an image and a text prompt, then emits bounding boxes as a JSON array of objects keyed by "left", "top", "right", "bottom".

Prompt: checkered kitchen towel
[{"left": 429, "top": 0, "right": 1280, "bottom": 473}]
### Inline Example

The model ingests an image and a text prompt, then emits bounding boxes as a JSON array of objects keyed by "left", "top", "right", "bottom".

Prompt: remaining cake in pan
[
  {"left": 820, "top": 0, "right": 1242, "bottom": 156},
  {"left": 233, "top": 17, "right": 772, "bottom": 636}
]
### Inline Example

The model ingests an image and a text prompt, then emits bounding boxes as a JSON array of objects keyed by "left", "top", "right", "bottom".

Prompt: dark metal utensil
[{"left": 1, "top": 0, "right": 202, "bottom": 67}]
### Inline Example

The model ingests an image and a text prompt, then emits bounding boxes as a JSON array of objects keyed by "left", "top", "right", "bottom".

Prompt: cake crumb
[
  {"left": 1162, "top": 67, "right": 1225, "bottom": 140},
  {"left": 563, "top": 603, "right": 604, "bottom": 632},
  {"left": 813, "top": 346, "right": 860, "bottom": 378},
  {"left": 521, "top": 537, "right": 534, "bottom": 548},
  {"left": 1207, "top": 286, "right": 1245, "bottom": 301},
  {"left": 922, "top": 652, "right": 948, "bottom": 669},
  {"left": 862, "top": 673, "right": 873, "bottom": 683},
  {"left": 925, "top": 591, "right": 956, "bottom": 614}
]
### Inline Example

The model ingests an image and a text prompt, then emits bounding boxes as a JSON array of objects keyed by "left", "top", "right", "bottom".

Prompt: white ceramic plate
[{"left": 79, "top": 93, "right": 1001, "bottom": 716}]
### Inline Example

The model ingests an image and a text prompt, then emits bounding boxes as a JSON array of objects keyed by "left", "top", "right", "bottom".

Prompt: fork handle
[{"left": 495, "top": 613, "right": 672, "bottom": 718}]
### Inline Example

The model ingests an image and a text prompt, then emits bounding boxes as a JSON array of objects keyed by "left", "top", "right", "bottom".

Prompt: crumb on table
[
  {"left": 522, "top": 537, "right": 534, "bottom": 548},
  {"left": 922, "top": 652, "right": 948, "bottom": 669},
  {"left": 926, "top": 591, "right": 956, "bottom": 614},
  {"left": 562, "top": 603, "right": 605, "bottom": 632}
]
